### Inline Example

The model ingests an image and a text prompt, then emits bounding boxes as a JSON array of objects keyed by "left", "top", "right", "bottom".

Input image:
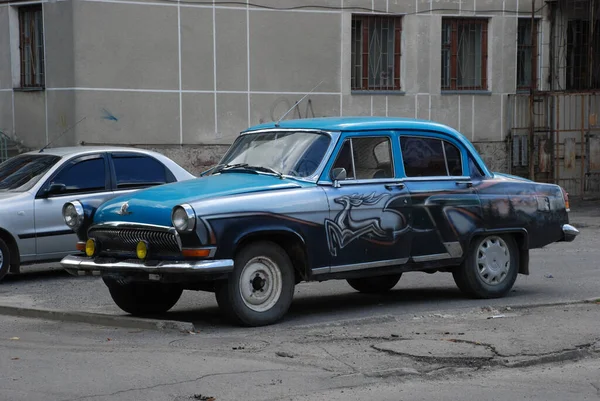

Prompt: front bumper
[
  {"left": 61, "top": 255, "right": 234, "bottom": 276},
  {"left": 562, "top": 224, "right": 580, "bottom": 242}
]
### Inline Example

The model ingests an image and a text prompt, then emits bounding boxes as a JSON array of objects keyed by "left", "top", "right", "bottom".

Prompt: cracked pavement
[{"left": 0, "top": 301, "right": 599, "bottom": 401}]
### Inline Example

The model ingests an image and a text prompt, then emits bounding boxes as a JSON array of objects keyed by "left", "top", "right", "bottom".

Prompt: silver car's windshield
[
  {"left": 216, "top": 131, "right": 331, "bottom": 179},
  {"left": 0, "top": 154, "right": 61, "bottom": 192}
]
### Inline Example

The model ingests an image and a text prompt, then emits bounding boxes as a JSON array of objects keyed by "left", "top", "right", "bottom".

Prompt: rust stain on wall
[
  {"left": 590, "top": 137, "right": 600, "bottom": 172},
  {"left": 564, "top": 138, "right": 576, "bottom": 170}
]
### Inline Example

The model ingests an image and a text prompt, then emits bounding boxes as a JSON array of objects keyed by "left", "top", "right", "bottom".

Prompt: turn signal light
[
  {"left": 76, "top": 242, "right": 86, "bottom": 252},
  {"left": 560, "top": 187, "right": 570, "bottom": 212},
  {"left": 182, "top": 249, "right": 211, "bottom": 258}
]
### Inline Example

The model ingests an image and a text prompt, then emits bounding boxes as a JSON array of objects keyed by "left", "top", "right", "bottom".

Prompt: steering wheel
[{"left": 290, "top": 160, "right": 320, "bottom": 177}]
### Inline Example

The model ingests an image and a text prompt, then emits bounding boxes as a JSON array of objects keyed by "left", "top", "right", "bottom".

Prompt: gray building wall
[{"left": 0, "top": 0, "right": 546, "bottom": 174}]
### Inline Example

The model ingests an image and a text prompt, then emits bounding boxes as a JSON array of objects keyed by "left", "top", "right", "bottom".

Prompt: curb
[{"left": 0, "top": 305, "right": 196, "bottom": 333}]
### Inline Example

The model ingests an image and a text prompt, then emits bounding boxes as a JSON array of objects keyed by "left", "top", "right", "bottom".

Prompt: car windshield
[
  {"left": 0, "top": 154, "right": 61, "bottom": 192},
  {"left": 215, "top": 131, "right": 331, "bottom": 179}
]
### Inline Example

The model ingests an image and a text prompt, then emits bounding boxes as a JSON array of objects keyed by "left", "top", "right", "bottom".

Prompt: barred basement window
[
  {"left": 441, "top": 18, "right": 488, "bottom": 91},
  {"left": 351, "top": 15, "right": 402, "bottom": 91},
  {"left": 19, "top": 5, "right": 45, "bottom": 88},
  {"left": 517, "top": 19, "right": 539, "bottom": 91}
]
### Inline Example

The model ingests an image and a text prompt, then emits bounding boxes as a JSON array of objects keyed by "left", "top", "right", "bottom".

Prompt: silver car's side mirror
[{"left": 331, "top": 168, "right": 346, "bottom": 188}]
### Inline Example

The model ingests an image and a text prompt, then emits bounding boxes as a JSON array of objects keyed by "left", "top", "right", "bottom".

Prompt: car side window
[
  {"left": 112, "top": 155, "right": 168, "bottom": 189},
  {"left": 51, "top": 157, "right": 106, "bottom": 194},
  {"left": 469, "top": 156, "right": 485, "bottom": 179},
  {"left": 332, "top": 137, "right": 393, "bottom": 180},
  {"left": 400, "top": 136, "right": 463, "bottom": 177}
]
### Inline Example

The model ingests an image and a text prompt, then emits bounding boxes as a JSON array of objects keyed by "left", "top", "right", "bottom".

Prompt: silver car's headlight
[
  {"left": 63, "top": 201, "right": 84, "bottom": 230},
  {"left": 172, "top": 204, "right": 196, "bottom": 232}
]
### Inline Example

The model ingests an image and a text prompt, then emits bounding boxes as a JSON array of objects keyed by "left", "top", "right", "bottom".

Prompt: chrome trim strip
[
  {"left": 61, "top": 255, "right": 234, "bottom": 274},
  {"left": 403, "top": 176, "right": 471, "bottom": 182},
  {"left": 412, "top": 253, "right": 451, "bottom": 262},
  {"left": 90, "top": 222, "right": 176, "bottom": 233},
  {"left": 312, "top": 257, "right": 409, "bottom": 275}
]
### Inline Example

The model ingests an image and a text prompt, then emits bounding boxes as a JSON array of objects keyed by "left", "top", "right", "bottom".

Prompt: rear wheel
[
  {"left": 103, "top": 277, "right": 183, "bottom": 315},
  {"left": 453, "top": 235, "right": 518, "bottom": 299},
  {"left": 215, "top": 241, "right": 295, "bottom": 327},
  {"left": 347, "top": 274, "right": 402, "bottom": 294},
  {"left": 0, "top": 238, "right": 11, "bottom": 282}
]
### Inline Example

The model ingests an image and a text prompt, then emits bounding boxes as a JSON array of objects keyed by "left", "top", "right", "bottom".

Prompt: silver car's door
[{"left": 33, "top": 153, "right": 111, "bottom": 261}]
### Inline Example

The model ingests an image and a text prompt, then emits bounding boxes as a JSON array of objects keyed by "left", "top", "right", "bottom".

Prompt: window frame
[
  {"left": 398, "top": 135, "right": 466, "bottom": 179},
  {"left": 441, "top": 17, "right": 489, "bottom": 91},
  {"left": 36, "top": 154, "right": 110, "bottom": 198},
  {"left": 351, "top": 14, "right": 403, "bottom": 92},
  {"left": 329, "top": 135, "right": 396, "bottom": 184},
  {"left": 517, "top": 17, "right": 540, "bottom": 92},
  {"left": 18, "top": 4, "right": 45, "bottom": 89},
  {"left": 108, "top": 152, "right": 176, "bottom": 191}
]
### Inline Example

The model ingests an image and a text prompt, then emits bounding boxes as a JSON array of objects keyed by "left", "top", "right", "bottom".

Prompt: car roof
[
  {"left": 21, "top": 146, "right": 164, "bottom": 158},
  {"left": 244, "top": 116, "right": 491, "bottom": 176},
  {"left": 245, "top": 117, "right": 460, "bottom": 135}
]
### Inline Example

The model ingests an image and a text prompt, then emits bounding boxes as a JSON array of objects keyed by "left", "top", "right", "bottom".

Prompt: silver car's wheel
[
  {"left": 215, "top": 241, "right": 295, "bottom": 327},
  {"left": 453, "top": 234, "right": 519, "bottom": 299},
  {"left": 476, "top": 236, "right": 510, "bottom": 285},
  {"left": 0, "top": 238, "right": 10, "bottom": 282},
  {"left": 239, "top": 256, "right": 283, "bottom": 312}
]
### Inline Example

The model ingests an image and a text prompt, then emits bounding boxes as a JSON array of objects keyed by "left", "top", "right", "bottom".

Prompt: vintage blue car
[{"left": 60, "top": 117, "right": 579, "bottom": 326}]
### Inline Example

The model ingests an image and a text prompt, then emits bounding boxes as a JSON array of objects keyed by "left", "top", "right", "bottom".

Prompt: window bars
[
  {"left": 351, "top": 15, "right": 402, "bottom": 91},
  {"left": 19, "top": 5, "right": 45, "bottom": 88},
  {"left": 441, "top": 18, "right": 488, "bottom": 91}
]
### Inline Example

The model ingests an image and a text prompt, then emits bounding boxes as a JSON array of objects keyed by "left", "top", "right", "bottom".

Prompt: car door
[
  {"left": 320, "top": 133, "right": 413, "bottom": 272},
  {"left": 399, "top": 134, "right": 481, "bottom": 263},
  {"left": 33, "top": 153, "right": 111, "bottom": 260}
]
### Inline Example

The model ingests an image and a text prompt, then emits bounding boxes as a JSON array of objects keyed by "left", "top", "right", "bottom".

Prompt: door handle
[
  {"left": 385, "top": 183, "right": 405, "bottom": 190},
  {"left": 455, "top": 181, "right": 473, "bottom": 188}
]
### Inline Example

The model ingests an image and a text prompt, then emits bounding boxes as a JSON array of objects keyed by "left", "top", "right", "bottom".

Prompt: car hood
[
  {"left": 93, "top": 172, "right": 309, "bottom": 227},
  {"left": 0, "top": 191, "right": 31, "bottom": 204}
]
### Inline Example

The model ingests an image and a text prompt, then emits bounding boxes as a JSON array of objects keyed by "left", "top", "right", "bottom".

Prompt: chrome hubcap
[
  {"left": 239, "top": 256, "right": 282, "bottom": 312},
  {"left": 476, "top": 236, "right": 510, "bottom": 285}
]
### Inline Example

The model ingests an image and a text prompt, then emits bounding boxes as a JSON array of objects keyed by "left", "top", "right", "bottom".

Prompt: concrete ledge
[{"left": 0, "top": 305, "right": 195, "bottom": 333}]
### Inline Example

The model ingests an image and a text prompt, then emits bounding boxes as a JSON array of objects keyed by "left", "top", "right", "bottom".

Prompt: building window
[
  {"left": 441, "top": 18, "right": 488, "bottom": 91},
  {"left": 18, "top": 5, "right": 45, "bottom": 88},
  {"left": 566, "top": 20, "right": 600, "bottom": 90},
  {"left": 351, "top": 15, "right": 402, "bottom": 91},
  {"left": 517, "top": 19, "right": 539, "bottom": 91}
]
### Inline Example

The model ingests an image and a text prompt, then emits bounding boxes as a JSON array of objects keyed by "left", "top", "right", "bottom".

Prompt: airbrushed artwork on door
[{"left": 324, "top": 192, "right": 409, "bottom": 257}]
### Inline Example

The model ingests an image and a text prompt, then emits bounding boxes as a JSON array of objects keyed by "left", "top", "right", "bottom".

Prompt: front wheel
[
  {"left": 453, "top": 235, "right": 519, "bottom": 299},
  {"left": 347, "top": 274, "right": 402, "bottom": 294},
  {"left": 0, "top": 238, "right": 10, "bottom": 282},
  {"left": 215, "top": 241, "right": 295, "bottom": 327},
  {"left": 103, "top": 277, "right": 183, "bottom": 315}
]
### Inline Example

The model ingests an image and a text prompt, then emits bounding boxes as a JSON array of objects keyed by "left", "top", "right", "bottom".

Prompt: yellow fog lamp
[
  {"left": 85, "top": 239, "right": 97, "bottom": 257},
  {"left": 136, "top": 241, "right": 149, "bottom": 260}
]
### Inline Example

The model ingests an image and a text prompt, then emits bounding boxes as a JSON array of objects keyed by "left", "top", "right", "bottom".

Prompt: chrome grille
[{"left": 89, "top": 227, "right": 181, "bottom": 254}]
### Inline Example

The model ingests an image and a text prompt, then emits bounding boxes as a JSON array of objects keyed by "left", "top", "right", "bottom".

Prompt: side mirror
[
  {"left": 330, "top": 168, "right": 346, "bottom": 188},
  {"left": 46, "top": 183, "right": 66, "bottom": 197}
]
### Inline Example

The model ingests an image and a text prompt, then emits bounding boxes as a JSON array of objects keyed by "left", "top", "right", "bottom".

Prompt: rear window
[{"left": 113, "top": 155, "right": 168, "bottom": 189}]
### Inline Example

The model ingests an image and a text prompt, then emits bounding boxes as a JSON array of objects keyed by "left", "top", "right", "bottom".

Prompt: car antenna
[
  {"left": 275, "top": 80, "right": 324, "bottom": 127},
  {"left": 39, "top": 116, "right": 87, "bottom": 153}
]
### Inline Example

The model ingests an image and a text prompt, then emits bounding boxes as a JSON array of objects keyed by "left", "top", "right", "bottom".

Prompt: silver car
[{"left": 0, "top": 146, "right": 194, "bottom": 281}]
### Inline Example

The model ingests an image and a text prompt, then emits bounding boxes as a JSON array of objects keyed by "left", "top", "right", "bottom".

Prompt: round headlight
[
  {"left": 63, "top": 201, "right": 84, "bottom": 230},
  {"left": 172, "top": 204, "right": 196, "bottom": 232}
]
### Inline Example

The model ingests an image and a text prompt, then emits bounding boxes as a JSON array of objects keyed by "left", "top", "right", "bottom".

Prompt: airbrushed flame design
[{"left": 325, "top": 192, "right": 409, "bottom": 257}]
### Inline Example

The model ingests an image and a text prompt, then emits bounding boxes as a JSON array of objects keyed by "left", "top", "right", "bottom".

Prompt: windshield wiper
[
  {"left": 215, "top": 164, "right": 283, "bottom": 179},
  {"left": 212, "top": 163, "right": 249, "bottom": 174}
]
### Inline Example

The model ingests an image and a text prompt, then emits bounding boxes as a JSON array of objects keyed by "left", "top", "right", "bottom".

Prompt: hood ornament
[{"left": 117, "top": 202, "right": 132, "bottom": 216}]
